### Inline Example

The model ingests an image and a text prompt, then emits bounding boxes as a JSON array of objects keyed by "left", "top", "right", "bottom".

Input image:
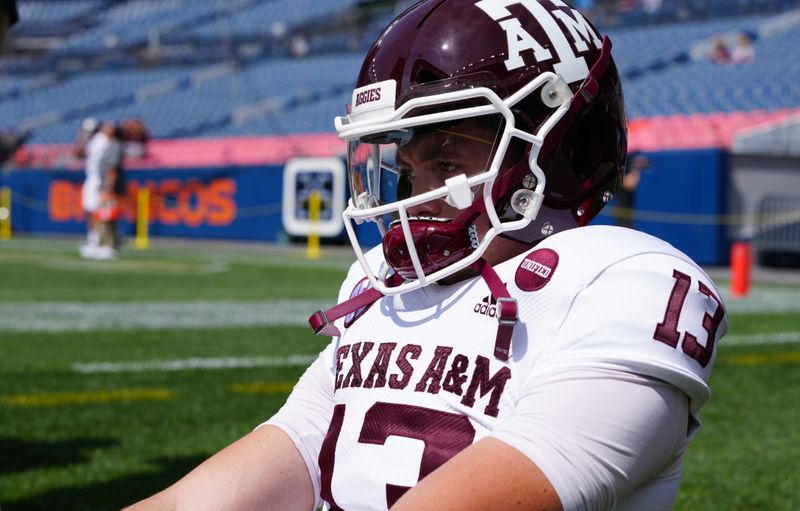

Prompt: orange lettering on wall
[
  {"left": 179, "top": 179, "right": 206, "bottom": 227},
  {"left": 44, "top": 176, "right": 239, "bottom": 228},
  {"left": 207, "top": 178, "right": 237, "bottom": 226},
  {"left": 48, "top": 180, "right": 83, "bottom": 222},
  {"left": 158, "top": 179, "right": 181, "bottom": 225}
]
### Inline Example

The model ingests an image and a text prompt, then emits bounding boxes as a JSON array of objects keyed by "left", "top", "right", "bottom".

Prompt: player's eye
[{"left": 436, "top": 162, "right": 462, "bottom": 175}]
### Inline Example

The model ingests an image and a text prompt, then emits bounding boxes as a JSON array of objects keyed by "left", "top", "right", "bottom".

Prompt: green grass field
[{"left": 1, "top": 236, "right": 799, "bottom": 510}]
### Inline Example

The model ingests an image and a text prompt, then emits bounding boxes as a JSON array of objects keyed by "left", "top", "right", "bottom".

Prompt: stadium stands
[{"left": 1, "top": 0, "right": 799, "bottom": 163}]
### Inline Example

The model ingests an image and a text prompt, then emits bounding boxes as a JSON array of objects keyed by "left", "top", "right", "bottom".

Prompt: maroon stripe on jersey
[{"left": 319, "top": 404, "right": 346, "bottom": 511}]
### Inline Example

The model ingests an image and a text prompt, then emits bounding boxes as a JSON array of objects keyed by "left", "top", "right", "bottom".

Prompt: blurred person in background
[
  {"left": 641, "top": 0, "right": 662, "bottom": 15},
  {"left": 616, "top": 152, "right": 650, "bottom": 229},
  {"left": 0, "top": 0, "right": 18, "bottom": 53},
  {"left": 96, "top": 124, "right": 126, "bottom": 258},
  {"left": 121, "top": 117, "right": 151, "bottom": 159},
  {"left": 731, "top": 32, "right": 754, "bottom": 64},
  {"left": 126, "top": 1, "right": 727, "bottom": 510},
  {"left": 0, "top": 129, "right": 27, "bottom": 167},
  {"left": 711, "top": 36, "right": 731, "bottom": 64},
  {"left": 0, "top": 0, "right": 21, "bottom": 174},
  {"left": 73, "top": 117, "right": 100, "bottom": 160},
  {"left": 80, "top": 121, "right": 124, "bottom": 260}
]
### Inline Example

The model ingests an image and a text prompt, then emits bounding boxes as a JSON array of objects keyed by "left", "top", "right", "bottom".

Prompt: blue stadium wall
[
  {"left": 1, "top": 149, "right": 729, "bottom": 264},
  {"left": 3, "top": 166, "right": 286, "bottom": 241},
  {"left": 595, "top": 149, "right": 729, "bottom": 265}
]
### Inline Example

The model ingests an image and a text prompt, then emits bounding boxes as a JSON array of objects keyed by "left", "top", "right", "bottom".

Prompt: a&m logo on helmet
[{"left": 475, "top": 0, "right": 602, "bottom": 83}]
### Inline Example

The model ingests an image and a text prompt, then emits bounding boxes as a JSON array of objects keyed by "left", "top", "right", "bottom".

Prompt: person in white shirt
[
  {"left": 731, "top": 33, "right": 755, "bottom": 65},
  {"left": 126, "top": 1, "right": 727, "bottom": 510},
  {"left": 80, "top": 121, "right": 123, "bottom": 259}
]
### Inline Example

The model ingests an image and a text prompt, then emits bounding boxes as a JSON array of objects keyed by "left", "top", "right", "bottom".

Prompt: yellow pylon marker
[
  {"left": 307, "top": 190, "right": 321, "bottom": 260},
  {"left": 0, "top": 186, "right": 11, "bottom": 240},
  {"left": 135, "top": 187, "right": 150, "bottom": 250}
]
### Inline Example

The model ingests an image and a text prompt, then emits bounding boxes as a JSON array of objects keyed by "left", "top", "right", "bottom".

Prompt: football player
[
  {"left": 80, "top": 121, "right": 124, "bottom": 259},
  {"left": 126, "top": 1, "right": 727, "bottom": 510}
]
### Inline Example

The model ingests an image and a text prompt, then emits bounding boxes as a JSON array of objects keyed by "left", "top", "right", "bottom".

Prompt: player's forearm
[
  {"left": 123, "top": 426, "right": 315, "bottom": 511},
  {"left": 123, "top": 490, "right": 175, "bottom": 511},
  {"left": 390, "top": 437, "right": 563, "bottom": 511}
]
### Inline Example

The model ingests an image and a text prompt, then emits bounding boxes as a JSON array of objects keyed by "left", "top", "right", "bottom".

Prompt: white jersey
[
  {"left": 266, "top": 226, "right": 727, "bottom": 511},
  {"left": 82, "top": 131, "right": 122, "bottom": 212}
]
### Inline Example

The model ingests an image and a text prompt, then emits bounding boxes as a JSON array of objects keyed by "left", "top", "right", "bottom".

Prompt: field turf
[{"left": 1, "top": 236, "right": 798, "bottom": 510}]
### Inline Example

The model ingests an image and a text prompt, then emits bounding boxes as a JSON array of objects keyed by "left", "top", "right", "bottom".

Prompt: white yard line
[
  {"left": 2, "top": 287, "right": 798, "bottom": 333},
  {"left": 69, "top": 332, "right": 800, "bottom": 374},
  {"left": 0, "top": 300, "right": 331, "bottom": 332},
  {"left": 721, "top": 288, "right": 800, "bottom": 315},
  {"left": 722, "top": 331, "right": 800, "bottom": 346},
  {"left": 72, "top": 354, "right": 318, "bottom": 374}
]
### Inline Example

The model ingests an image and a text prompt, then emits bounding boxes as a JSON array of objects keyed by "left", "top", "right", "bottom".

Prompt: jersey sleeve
[
  {"left": 543, "top": 252, "right": 727, "bottom": 420},
  {"left": 261, "top": 341, "right": 337, "bottom": 507},
  {"left": 490, "top": 367, "right": 690, "bottom": 511}
]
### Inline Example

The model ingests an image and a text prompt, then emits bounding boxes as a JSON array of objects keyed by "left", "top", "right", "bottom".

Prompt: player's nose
[
  {"left": 407, "top": 197, "right": 442, "bottom": 218},
  {"left": 406, "top": 171, "right": 445, "bottom": 218}
]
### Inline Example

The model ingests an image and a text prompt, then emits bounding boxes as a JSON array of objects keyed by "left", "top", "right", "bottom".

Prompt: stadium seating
[
  {"left": 185, "top": 0, "right": 359, "bottom": 40},
  {"left": 1, "top": 0, "right": 799, "bottom": 160}
]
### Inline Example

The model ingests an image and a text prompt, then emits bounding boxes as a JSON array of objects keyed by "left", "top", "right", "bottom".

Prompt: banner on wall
[
  {"left": 0, "top": 164, "right": 385, "bottom": 245},
  {"left": 1, "top": 149, "right": 731, "bottom": 263},
  {"left": 2, "top": 166, "right": 286, "bottom": 240}
]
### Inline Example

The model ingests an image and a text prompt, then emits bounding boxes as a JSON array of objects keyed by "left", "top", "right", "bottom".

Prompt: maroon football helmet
[{"left": 337, "top": 0, "right": 627, "bottom": 294}]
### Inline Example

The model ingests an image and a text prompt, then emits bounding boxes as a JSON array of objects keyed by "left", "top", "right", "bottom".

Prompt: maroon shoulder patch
[
  {"left": 515, "top": 249, "right": 559, "bottom": 292},
  {"left": 344, "top": 277, "right": 375, "bottom": 328}
]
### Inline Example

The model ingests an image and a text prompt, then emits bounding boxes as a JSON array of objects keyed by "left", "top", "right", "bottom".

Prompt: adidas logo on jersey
[{"left": 473, "top": 294, "right": 498, "bottom": 318}]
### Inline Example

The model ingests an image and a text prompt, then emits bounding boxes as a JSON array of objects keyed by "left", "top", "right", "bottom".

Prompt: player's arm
[
  {"left": 104, "top": 166, "right": 119, "bottom": 193},
  {"left": 391, "top": 368, "right": 690, "bottom": 511},
  {"left": 124, "top": 425, "right": 314, "bottom": 511},
  {"left": 390, "top": 436, "right": 563, "bottom": 511},
  {"left": 126, "top": 345, "right": 338, "bottom": 511}
]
